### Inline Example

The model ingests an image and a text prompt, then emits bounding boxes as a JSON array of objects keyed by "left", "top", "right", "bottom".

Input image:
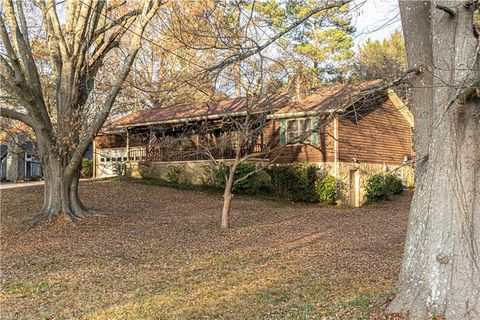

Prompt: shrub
[
  {"left": 385, "top": 173, "right": 403, "bottom": 195},
  {"left": 266, "top": 164, "right": 298, "bottom": 198},
  {"left": 267, "top": 163, "right": 321, "bottom": 202},
  {"left": 81, "top": 159, "right": 93, "bottom": 178},
  {"left": 215, "top": 163, "right": 272, "bottom": 195},
  {"left": 317, "top": 175, "right": 337, "bottom": 204},
  {"left": 365, "top": 173, "right": 403, "bottom": 203},
  {"left": 166, "top": 165, "right": 183, "bottom": 184},
  {"left": 295, "top": 163, "right": 321, "bottom": 202}
]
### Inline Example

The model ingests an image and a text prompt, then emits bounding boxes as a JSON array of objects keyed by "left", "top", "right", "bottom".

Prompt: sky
[{"left": 352, "top": 0, "right": 402, "bottom": 49}]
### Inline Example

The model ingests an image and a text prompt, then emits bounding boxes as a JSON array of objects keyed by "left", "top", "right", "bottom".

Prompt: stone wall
[
  {"left": 126, "top": 160, "right": 415, "bottom": 207},
  {"left": 127, "top": 160, "right": 218, "bottom": 185},
  {"left": 314, "top": 162, "right": 415, "bottom": 206}
]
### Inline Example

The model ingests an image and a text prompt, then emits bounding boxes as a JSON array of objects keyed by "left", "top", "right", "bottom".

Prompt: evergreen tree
[
  {"left": 255, "top": 0, "right": 355, "bottom": 84},
  {"left": 356, "top": 31, "right": 407, "bottom": 80}
]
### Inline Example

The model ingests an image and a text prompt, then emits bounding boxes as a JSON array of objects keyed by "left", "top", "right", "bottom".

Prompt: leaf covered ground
[{"left": 0, "top": 179, "right": 411, "bottom": 319}]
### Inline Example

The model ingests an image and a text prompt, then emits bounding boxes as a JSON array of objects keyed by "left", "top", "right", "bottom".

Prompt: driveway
[{"left": 0, "top": 180, "right": 44, "bottom": 190}]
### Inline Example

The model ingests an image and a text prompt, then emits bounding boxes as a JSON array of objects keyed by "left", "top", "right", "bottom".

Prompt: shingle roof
[
  {"left": 102, "top": 81, "right": 384, "bottom": 132},
  {"left": 275, "top": 81, "right": 382, "bottom": 116}
]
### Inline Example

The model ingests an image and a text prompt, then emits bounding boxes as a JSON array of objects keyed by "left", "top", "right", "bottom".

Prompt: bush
[
  {"left": 385, "top": 173, "right": 403, "bottom": 195},
  {"left": 365, "top": 173, "right": 403, "bottom": 203},
  {"left": 316, "top": 175, "right": 337, "bottom": 204},
  {"left": 166, "top": 165, "right": 183, "bottom": 184},
  {"left": 267, "top": 163, "right": 321, "bottom": 202},
  {"left": 266, "top": 164, "right": 298, "bottom": 198},
  {"left": 81, "top": 159, "right": 93, "bottom": 178},
  {"left": 215, "top": 163, "right": 272, "bottom": 195}
]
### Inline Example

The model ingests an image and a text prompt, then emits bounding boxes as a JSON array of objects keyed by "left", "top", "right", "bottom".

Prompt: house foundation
[{"left": 123, "top": 160, "right": 414, "bottom": 207}]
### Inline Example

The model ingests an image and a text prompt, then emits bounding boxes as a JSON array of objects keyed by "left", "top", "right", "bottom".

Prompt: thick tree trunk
[
  {"left": 22, "top": 156, "right": 89, "bottom": 227},
  {"left": 389, "top": 101, "right": 480, "bottom": 319},
  {"left": 389, "top": 1, "right": 480, "bottom": 318}
]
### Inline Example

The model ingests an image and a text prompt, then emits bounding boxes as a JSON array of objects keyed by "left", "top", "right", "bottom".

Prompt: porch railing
[{"left": 128, "top": 143, "right": 266, "bottom": 162}]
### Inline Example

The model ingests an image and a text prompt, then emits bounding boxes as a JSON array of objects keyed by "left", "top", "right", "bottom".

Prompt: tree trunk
[
  {"left": 221, "top": 170, "right": 235, "bottom": 229},
  {"left": 221, "top": 189, "right": 233, "bottom": 229},
  {"left": 222, "top": 173, "right": 234, "bottom": 229},
  {"left": 389, "top": 101, "right": 480, "bottom": 319},
  {"left": 389, "top": 1, "right": 480, "bottom": 318},
  {"left": 23, "top": 156, "right": 89, "bottom": 227}
]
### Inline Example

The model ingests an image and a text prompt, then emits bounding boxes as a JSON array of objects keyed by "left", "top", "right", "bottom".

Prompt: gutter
[
  {"left": 116, "top": 110, "right": 269, "bottom": 130},
  {"left": 109, "top": 108, "right": 342, "bottom": 132}
]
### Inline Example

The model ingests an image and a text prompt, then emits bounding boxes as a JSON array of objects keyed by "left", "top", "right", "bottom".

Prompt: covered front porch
[{"left": 124, "top": 119, "right": 268, "bottom": 163}]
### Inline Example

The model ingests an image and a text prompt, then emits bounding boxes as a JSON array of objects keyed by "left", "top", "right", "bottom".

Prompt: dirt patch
[{"left": 1, "top": 179, "right": 411, "bottom": 319}]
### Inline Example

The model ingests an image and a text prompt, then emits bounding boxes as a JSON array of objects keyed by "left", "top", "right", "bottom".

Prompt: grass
[{"left": 0, "top": 179, "right": 411, "bottom": 319}]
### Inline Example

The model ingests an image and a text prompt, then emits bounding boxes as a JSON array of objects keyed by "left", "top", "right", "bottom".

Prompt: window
[
  {"left": 285, "top": 118, "right": 315, "bottom": 144},
  {"left": 100, "top": 158, "right": 105, "bottom": 162}
]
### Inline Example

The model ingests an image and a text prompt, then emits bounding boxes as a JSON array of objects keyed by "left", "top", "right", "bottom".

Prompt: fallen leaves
[{"left": 1, "top": 179, "right": 412, "bottom": 319}]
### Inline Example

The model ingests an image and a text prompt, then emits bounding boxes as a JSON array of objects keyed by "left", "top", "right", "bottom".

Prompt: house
[
  {"left": 0, "top": 124, "right": 43, "bottom": 181},
  {"left": 0, "top": 124, "right": 94, "bottom": 182},
  {"left": 94, "top": 81, "right": 414, "bottom": 206}
]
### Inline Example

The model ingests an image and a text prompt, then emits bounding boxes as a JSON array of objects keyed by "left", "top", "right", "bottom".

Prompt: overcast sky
[{"left": 352, "top": 0, "right": 402, "bottom": 49}]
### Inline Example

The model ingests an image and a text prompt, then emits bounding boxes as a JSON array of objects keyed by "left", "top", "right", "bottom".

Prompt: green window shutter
[
  {"left": 279, "top": 120, "right": 286, "bottom": 145},
  {"left": 311, "top": 117, "right": 319, "bottom": 145}
]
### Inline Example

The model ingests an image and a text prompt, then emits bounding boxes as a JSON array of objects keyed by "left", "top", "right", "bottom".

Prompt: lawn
[{"left": 0, "top": 179, "right": 410, "bottom": 319}]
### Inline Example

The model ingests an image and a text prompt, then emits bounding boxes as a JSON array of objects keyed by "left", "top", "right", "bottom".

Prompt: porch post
[{"left": 126, "top": 128, "right": 130, "bottom": 161}]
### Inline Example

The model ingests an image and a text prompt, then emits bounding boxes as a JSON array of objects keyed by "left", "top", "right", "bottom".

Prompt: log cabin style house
[{"left": 94, "top": 82, "right": 414, "bottom": 206}]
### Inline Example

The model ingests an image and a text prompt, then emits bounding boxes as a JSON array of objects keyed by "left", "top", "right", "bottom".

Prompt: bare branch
[
  {"left": 66, "top": 0, "right": 162, "bottom": 177},
  {"left": 435, "top": 4, "right": 456, "bottom": 17},
  {"left": 458, "top": 79, "right": 480, "bottom": 103},
  {"left": 205, "top": 0, "right": 352, "bottom": 73},
  {"left": 40, "top": 0, "right": 70, "bottom": 58},
  {"left": 0, "top": 107, "right": 34, "bottom": 127}
]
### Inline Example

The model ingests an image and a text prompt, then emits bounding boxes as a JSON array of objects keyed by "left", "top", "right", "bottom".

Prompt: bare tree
[
  {"left": 194, "top": 95, "right": 288, "bottom": 229},
  {"left": 389, "top": 1, "right": 480, "bottom": 318},
  {"left": 0, "top": 0, "right": 160, "bottom": 225},
  {"left": 0, "top": 0, "right": 356, "bottom": 227}
]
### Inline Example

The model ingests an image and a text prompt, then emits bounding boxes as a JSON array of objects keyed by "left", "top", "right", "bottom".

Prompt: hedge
[{"left": 365, "top": 173, "right": 403, "bottom": 203}]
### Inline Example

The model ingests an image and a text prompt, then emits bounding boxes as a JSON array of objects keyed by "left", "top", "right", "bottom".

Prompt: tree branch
[
  {"left": 435, "top": 4, "right": 456, "bottom": 17},
  {"left": 0, "top": 14, "right": 26, "bottom": 84},
  {"left": 40, "top": 0, "right": 70, "bottom": 58},
  {"left": 0, "top": 107, "right": 35, "bottom": 127},
  {"left": 205, "top": 0, "right": 352, "bottom": 73},
  {"left": 459, "top": 79, "right": 480, "bottom": 103},
  {"left": 66, "top": 0, "right": 162, "bottom": 178}
]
